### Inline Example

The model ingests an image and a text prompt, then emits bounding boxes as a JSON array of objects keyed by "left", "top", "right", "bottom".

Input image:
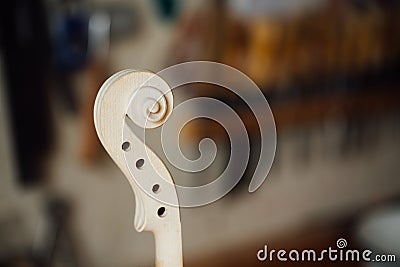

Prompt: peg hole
[
  {"left": 157, "top": 207, "right": 166, "bottom": 217},
  {"left": 122, "top": 142, "right": 131, "bottom": 151},
  {"left": 152, "top": 184, "right": 160, "bottom": 194},
  {"left": 136, "top": 159, "right": 145, "bottom": 169}
]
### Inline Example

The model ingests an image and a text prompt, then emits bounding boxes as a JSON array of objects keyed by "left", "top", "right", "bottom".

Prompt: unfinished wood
[{"left": 94, "top": 70, "right": 183, "bottom": 267}]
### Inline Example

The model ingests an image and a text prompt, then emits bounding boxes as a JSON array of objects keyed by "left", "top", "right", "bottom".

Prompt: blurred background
[{"left": 1, "top": 0, "right": 400, "bottom": 266}]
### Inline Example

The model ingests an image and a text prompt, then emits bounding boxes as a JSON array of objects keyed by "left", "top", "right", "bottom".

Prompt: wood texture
[{"left": 94, "top": 70, "right": 183, "bottom": 267}]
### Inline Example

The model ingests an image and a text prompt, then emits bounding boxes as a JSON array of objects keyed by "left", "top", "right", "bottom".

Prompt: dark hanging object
[
  {"left": 153, "top": 0, "right": 179, "bottom": 21},
  {"left": 0, "top": 0, "right": 54, "bottom": 186}
]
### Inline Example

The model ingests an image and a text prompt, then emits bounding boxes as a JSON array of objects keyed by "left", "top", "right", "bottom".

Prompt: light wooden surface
[{"left": 94, "top": 70, "right": 183, "bottom": 267}]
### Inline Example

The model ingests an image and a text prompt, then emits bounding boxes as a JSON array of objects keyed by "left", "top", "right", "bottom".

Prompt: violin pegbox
[{"left": 94, "top": 70, "right": 183, "bottom": 267}]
